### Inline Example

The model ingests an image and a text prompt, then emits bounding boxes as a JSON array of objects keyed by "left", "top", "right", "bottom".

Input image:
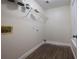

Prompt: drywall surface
[
  {"left": 44, "top": 6, "right": 72, "bottom": 44},
  {"left": 71, "top": 0, "right": 77, "bottom": 35},
  {"left": 1, "top": 2, "right": 44, "bottom": 59}
]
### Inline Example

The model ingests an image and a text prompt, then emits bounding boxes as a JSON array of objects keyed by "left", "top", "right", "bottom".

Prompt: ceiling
[{"left": 35, "top": 0, "right": 71, "bottom": 10}]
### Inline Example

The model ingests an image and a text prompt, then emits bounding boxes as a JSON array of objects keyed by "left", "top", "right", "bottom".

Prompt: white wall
[
  {"left": 44, "top": 6, "right": 72, "bottom": 44},
  {"left": 71, "top": 0, "right": 77, "bottom": 35},
  {"left": 1, "top": 0, "right": 75, "bottom": 59},
  {"left": 1, "top": 1, "right": 44, "bottom": 59}
]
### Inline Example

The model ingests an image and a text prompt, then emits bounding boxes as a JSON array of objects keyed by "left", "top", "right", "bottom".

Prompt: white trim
[
  {"left": 46, "top": 40, "right": 70, "bottom": 46},
  {"left": 18, "top": 40, "right": 76, "bottom": 59},
  {"left": 70, "top": 45, "right": 76, "bottom": 59},
  {"left": 18, "top": 41, "right": 44, "bottom": 59},
  {"left": 46, "top": 40, "right": 76, "bottom": 59},
  {"left": 72, "top": 38, "right": 77, "bottom": 48},
  {"left": 70, "top": 39, "right": 77, "bottom": 59}
]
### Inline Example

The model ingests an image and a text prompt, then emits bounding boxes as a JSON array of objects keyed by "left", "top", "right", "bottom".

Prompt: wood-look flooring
[{"left": 25, "top": 44, "right": 74, "bottom": 59}]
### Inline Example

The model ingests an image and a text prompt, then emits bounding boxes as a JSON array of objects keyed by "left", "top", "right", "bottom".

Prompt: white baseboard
[
  {"left": 70, "top": 46, "right": 76, "bottom": 59},
  {"left": 18, "top": 40, "right": 74, "bottom": 59},
  {"left": 46, "top": 40, "right": 70, "bottom": 46},
  {"left": 46, "top": 40, "right": 76, "bottom": 59},
  {"left": 71, "top": 38, "right": 77, "bottom": 48},
  {"left": 70, "top": 39, "right": 77, "bottom": 59},
  {"left": 18, "top": 41, "right": 44, "bottom": 59}
]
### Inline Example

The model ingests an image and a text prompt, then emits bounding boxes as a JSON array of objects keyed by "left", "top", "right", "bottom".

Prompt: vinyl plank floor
[{"left": 25, "top": 44, "right": 75, "bottom": 59}]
